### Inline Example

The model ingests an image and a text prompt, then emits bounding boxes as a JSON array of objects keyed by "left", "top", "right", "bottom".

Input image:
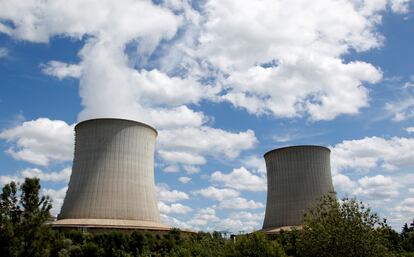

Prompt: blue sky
[{"left": 1, "top": 0, "right": 414, "bottom": 232}]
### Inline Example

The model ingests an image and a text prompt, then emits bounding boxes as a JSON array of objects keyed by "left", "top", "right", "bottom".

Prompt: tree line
[{"left": 1, "top": 177, "right": 413, "bottom": 257}]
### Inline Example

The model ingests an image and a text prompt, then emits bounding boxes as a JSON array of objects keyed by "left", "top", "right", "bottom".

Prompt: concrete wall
[
  {"left": 262, "top": 145, "right": 334, "bottom": 229},
  {"left": 58, "top": 118, "right": 161, "bottom": 223}
]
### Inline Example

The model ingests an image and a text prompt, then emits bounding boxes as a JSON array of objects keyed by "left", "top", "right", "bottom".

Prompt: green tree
[
  {"left": 0, "top": 178, "right": 53, "bottom": 257},
  {"left": 401, "top": 219, "right": 414, "bottom": 254},
  {"left": 0, "top": 181, "right": 21, "bottom": 256},
  {"left": 297, "top": 193, "right": 395, "bottom": 257},
  {"left": 19, "top": 177, "right": 53, "bottom": 256},
  {"left": 225, "top": 232, "right": 285, "bottom": 257},
  {"left": 170, "top": 232, "right": 227, "bottom": 257}
]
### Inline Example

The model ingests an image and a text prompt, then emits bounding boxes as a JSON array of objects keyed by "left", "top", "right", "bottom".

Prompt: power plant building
[
  {"left": 53, "top": 118, "right": 169, "bottom": 231},
  {"left": 262, "top": 145, "right": 334, "bottom": 233}
]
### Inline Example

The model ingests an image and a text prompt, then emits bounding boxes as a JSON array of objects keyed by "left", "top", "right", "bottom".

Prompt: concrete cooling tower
[
  {"left": 53, "top": 118, "right": 169, "bottom": 231},
  {"left": 262, "top": 145, "right": 334, "bottom": 233}
]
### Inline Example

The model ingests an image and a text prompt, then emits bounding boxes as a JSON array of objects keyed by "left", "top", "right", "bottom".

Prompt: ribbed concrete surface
[
  {"left": 53, "top": 219, "right": 170, "bottom": 230},
  {"left": 57, "top": 118, "right": 166, "bottom": 228},
  {"left": 262, "top": 145, "right": 334, "bottom": 230}
]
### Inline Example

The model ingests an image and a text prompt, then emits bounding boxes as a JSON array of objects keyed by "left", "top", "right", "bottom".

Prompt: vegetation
[{"left": 0, "top": 178, "right": 413, "bottom": 256}]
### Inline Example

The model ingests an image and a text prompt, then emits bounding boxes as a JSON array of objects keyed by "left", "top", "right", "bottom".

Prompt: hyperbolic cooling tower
[
  {"left": 53, "top": 118, "right": 169, "bottom": 230},
  {"left": 262, "top": 145, "right": 334, "bottom": 231}
]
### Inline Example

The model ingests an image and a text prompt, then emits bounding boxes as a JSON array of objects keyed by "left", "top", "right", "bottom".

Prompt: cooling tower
[
  {"left": 262, "top": 145, "right": 334, "bottom": 232},
  {"left": 53, "top": 118, "right": 169, "bottom": 231}
]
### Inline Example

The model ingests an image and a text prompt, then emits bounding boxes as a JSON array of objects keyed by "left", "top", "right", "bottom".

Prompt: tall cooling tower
[
  {"left": 53, "top": 118, "right": 169, "bottom": 230},
  {"left": 262, "top": 145, "right": 334, "bottom": 231}
]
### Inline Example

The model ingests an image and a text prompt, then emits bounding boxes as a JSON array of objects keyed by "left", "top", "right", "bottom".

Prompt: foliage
[
  {"left": 401, "top": 219, "right": 414, "bottom": 253},
  {"left": 225, "top": 232, "right": 285, "bottom": 257},
  {"left": 1, "top": 179, "right": 414, "bottom": 257},
  {"left": 0, "top": 178, "right": 53, "bottom": 257},
  {"left": 296, "top": 193, "right": 395, "bottom": 257}
]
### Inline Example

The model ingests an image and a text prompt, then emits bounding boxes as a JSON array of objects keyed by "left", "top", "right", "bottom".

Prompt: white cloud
[
  {"left": 332, "top": 173, "right": 357, "bottom": 193},
  {"left": 222, "top": 60, "right": 381, "bottom": 120},
  {"left": 406, "top": 127, "right": 414, "bottom": 133},
  {"left": 219, "top": 197, "right": 264, "bottom": 210},
  {"left": 158, "top": 202, "right": 193, "bottom": 214},
  {"left": 157, "top": 127, "right": 257, "bottom": 166},
  {"left": 354, "top": 175, "right": 401, "bottom": 200},
  {"left": 211, "top": 166, "right": 266, "bottom": 192},
  {"left": 193, "top": 186, "right": 240, "bottom": 201},
  {"left": 0, "top": 0, "right": 215, "bottom": 129},
  {"left": 0, "top": 47, "right": 7, "bottom": 58},
  {"left": 241, "top": 155, "right": 266, "bottom": 174},
  {"left": 0, "top": 0, "right": 394, "bottom": 129},
  {"left": 0, "top": 174, "right": 21, "bottom": 186},
  {"left": 156, "top": 183, "right": 189, "bottom": 203},
  {"left": 178, "top": 176, "right": 191, "bottom": 184},
  {"left": 160, "top": 214, "right": 191, "bottom": 229},
  {"left": 42, "top": 186, "right": 67, "bottom": 216},
  {"left": 331, "top": 136, "right": 414, "bottom": 173},
  {"left": 163, "top": 165, "right": 180, "bottom": 173},
  {"left": 216, "top": 218, "right": 260, "bottom": 233},
  {"left": 0, "top": 118, "right": 74, "bottom": 166},
  {"left": 393, "top": 197, "right": 414, "bottom": 215},
  {"left": 389, "top": 0, "right": 412, "bottom": 13},
  {"left": 41, "top": 61, "right": 82, "bottom": 79},
  {"left": 385, "top": 96, "right": 414, "bottom": 121},
  {"left": 187, "top": 207, "right": 219, "bottom": 228},
  {"left": 229, "top": 211, "right": 264, "bottom": 222},
  {"left": 193, "top": 0, "right": 385, "bottom": 120},
  {"left": 0, "top": 0, "right": 179, "bottom": 44},
  {"left": 20, "top": 167, "right": 71, "bottom": 183},
  {"left": 158, "top": 150, "right": 206, "bottom": 166}
]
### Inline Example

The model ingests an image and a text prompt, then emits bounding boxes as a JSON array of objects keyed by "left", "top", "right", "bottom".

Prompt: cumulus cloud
[
  {"left": 241, "top": 155, "right": 266, "bottom": 174},
  {"left": 41, "top": 61, "right": 82, "bottom": 79},
  {"left": 355, "top": 175, "right": 401, "bottom": 200},
  {"left": 156, "top": 183, "right": 189, "bottom": 203},
  {"left": 385, "top": 96, "right": 414, "bottom": 122},
  {"left": 0, "top": 174, "right": 21, "bottom": 186},
  {"left": 20, "top": 167, "right": 71, "bottom": 183},
  {"left": 218, "top": 197, "right": 264, "bottom": 210},
  {"left": 188, "top": 207, "right": 219, "bottom": 227},
  {"left": 193, "top": 186, "right": 240, "bottom": 201},
  {"left": 178, "top": 176, "right": 191, "bottom": 184},
  {"left": 389, "top": 0, "right": 412, "bottom": 13},
  {"left": 158, "top": 202, "right": 193, "bottom": 214},
  {"left": 211, "top": 166, "right": 266, "bottom": 192},
  {"left": 393, "top": 197, "right": 414, "bottom": 216},
  {"left": 0, "top": 0, "right": 398, "bottom": 125},
  {"left": 0, "top": 118, "right": 74, "bottom": 166},
  {"left": 331, "top": 136, "right": 414, "bottom": 202},
  {"left": 160, "top": 214, "right": 191, "bottom": 229},
  {"left": 331, "top": 136, "right": 414, "bottom": 173},
  {"left": 216, "top": 218, "right": 260, "bottom": 233},
  {"left": 0, "top": 47, "right": 8, "bottom": 58},
  {"left": 157, "top": 127, "right": 257, "bottom": 167},
  {"left": 191, "top": 0, "right": 387, "bottom": 120},
  {"left": 43, "top": 187, "right": 67, "bottom": 216},
  {"left": 0, "top": 167, "right": 71, "bottom": 187}
]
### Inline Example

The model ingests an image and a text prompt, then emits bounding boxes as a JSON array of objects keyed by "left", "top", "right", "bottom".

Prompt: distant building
[
  {"left": 261, "top": 145, "right": 334, "bottom": 233},
  {"left": 53, "top": 118, "right": 170, "bottom": 232}
]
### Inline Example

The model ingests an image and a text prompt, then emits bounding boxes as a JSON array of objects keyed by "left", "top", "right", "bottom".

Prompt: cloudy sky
[{"left": 1, "top": 0, "right": 414, "bottom": 232}]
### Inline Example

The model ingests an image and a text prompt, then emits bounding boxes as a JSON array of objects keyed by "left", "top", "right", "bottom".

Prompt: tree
[
  {"left": 297, "top": 193, "right": 395, "bottom": 257},
  {"left": 225, "top": 232, "right": 285, "bottom": 257},
  {"left": 0, "top": 178, "right": 53, "bottom": 257},
  {"left": 401, "top": 219, "right": 414, "bottom": 254},
  {"left": 0, "top": 181, "right": 21, "bottom": 256}
]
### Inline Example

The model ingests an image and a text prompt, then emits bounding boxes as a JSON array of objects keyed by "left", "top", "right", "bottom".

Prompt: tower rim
[
  {"left": 75, "top": 118, "right": 158, "bottom": 136},
  {"left": 264, "top": 145, "right": 330, "bottom": 158}
]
